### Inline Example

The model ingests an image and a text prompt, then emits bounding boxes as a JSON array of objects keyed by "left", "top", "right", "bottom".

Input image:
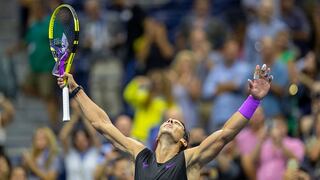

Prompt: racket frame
[{"left": 48, "top": 4, "right": 79, "bottom": 121}]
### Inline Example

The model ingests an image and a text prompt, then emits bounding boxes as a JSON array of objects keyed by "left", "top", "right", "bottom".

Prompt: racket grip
[{"left": 62, "top": 86, "right": 70, "bottom": 121}]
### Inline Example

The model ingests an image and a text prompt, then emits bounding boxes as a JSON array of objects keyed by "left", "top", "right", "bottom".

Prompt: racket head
[{"left": 49, "top": 4, "right": 79, "bottom": 77}]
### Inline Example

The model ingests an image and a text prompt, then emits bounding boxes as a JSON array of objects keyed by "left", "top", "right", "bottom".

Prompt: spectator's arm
[
  {"left": 23, "top": 153, "right": 57, "bottom": 180},
  {"left": 0, "top": 95, "right": 14, "bottom": 127},
  {"left": 241, "top": 155, "right": 257, "bottom": 180},
  {"left": 307, "top": 141, "right": 320, "bottom": 162},
  {"left": 82, "top": 116, "right": 101, "bottom": 148},
  {"left": 59, "top": 113, "right": 80, "bottom": 152},
  {"left": 154, "top": 23, "right": 174, "bottom": 59}
]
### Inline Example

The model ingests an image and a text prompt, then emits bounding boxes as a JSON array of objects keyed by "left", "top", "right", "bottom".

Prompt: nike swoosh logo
[
  {"left": 143, "top": 162, "right": 149, "bottom": 168},
  {"left": 165, "top": 162, "right": 175, "bottom": 169}
]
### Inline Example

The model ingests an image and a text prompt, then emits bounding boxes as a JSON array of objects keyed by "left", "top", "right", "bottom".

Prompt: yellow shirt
[{"left": 124, "top": 79, "right": 174, "bottom": 142}]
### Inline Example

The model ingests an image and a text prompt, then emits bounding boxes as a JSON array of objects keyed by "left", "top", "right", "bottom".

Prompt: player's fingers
[
  {"left": 268, "top": 75, "right": 274, "bottom": 83},
  {"left": 254, "top": 65, "right": 260, "bottom": 80}
]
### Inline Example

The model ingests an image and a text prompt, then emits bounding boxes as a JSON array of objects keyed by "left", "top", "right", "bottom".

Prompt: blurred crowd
[{"left": 1, "top": 0, "right": 320, "bottom": 179}]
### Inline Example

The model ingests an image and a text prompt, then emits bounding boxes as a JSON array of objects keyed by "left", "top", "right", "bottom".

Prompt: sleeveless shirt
[{"left": 135, "top": 148, "right": 188, "bottom": 180}]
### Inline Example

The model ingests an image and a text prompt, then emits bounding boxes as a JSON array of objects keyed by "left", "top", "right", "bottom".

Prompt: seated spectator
[
  {"left": 10, "top": 166, "right": 27, "bottom": 180},
  {"left": 0, "top": 92, "right": 14, "bottom": 153},
  {"left": 94, "top": 115, "right": 133, "bottom": 179},
  {"left": 109, "top": 155, "right": 134, "bottom": 180},
  {"left": 0, "top": 153, "right": 11, "bottom": 180},
  {"left": 257, "top": 117, "right": 305, "bottom": 180},
  {"left": 203, "top": 38, "right": 250, "bottom": 131},
  {"left": 23, "top": 127, "right": 59, "bottom": 180},
  {"left": 124, "top": 69, "right": 176, "bottom": 143},
  {"left": 244, "top": 0, "right": 287, "bottom": 65},
  {"left": 170, "top": 50, "right": 201, "bottom": 130},
  {"left": 258, "top": 36, "right": 289, "bottom": 118},
  {"left": 134, "top": 18, "right": 174, "bottom": 74},
  {"left": 59, "top": 100, "right": 100, "bottom": 180},
  {"left": 176, "top": 0, "right": 227, "bottom": 51},
  {"left": 280, "top": 0, "right": 311, "bottom": 56},
  {"left": 274, "top": 30, "right": 299, "bottom": 84}
]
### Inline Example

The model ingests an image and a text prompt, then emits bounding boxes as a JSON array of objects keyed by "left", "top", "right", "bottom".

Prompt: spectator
[
  {"left": 296, "top": 52, "right": 319, "bottom": 115},
  {"left": 258, "top": 36, "right": 289, "bottom": 118},
  {"left": 109, "top": 155, "right": 134, "bottom": 180},
  {"left": 203, "top": 38, "right": 250, "bottom": 131},
  {"left": 124, "top": 69, "right": 176, "bottom": 142},
  {"left": 188, "top": 28, "right": 214, "bottom": 82},
  {"left": 10, "top": 166, "right": 27, "bottom": 180},
  {"left": 0, "top": 153, "right": 11, "bottom": 180},
  {"left": 170, "top": 50, "right": 201, "bottom": 130},
  {"left": 59, "top": 100, "right": 100, "bottom": 180},
  {"left": 244, "top": 0, "right": 287, "bottom": 65},
  {"left": 23, "top": 127, "right": 59, "bottom": 180},
  {"left": 0, "top": 93, "right": 14, "bottom": 154},
  {"left": 134, "top": 18, "right": 174, "bottom": 74},
  {"left": 236, "top": 107, "right": 267, "bottom": 180},
  {"left": 7, "top": 0, "right": 59, "bottom": 127},
  {"left": 274, "top": 30, "right": 298, "bottom": 84},
  {"left": 279, "top": 0, "right": 311, "bottom": 57},
  {"left": 177, "top": 0, "right": 227, "bottom": 51},
  {"left": 257, "top": 117, "right": 305, "bottom": 180},
  {"left": 94, "top": 115, "right": 133, "bottom": 179}
]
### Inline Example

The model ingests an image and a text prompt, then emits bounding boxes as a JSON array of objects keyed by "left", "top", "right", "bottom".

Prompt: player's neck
[{"left": 155, "top": 136, "right": 180, "bottom": 163}]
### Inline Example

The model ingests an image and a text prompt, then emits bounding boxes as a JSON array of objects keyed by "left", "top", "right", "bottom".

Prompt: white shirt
[{"left": 65, "top": 147, "right": 99, "bottom": 180}]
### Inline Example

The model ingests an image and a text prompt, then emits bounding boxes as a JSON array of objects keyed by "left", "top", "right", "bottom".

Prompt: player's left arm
[{"left": 185, "top": 64, "right": 273, "bottom": 168}]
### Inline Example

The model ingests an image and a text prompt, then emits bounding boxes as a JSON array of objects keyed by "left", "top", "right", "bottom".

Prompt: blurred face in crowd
[
  {"left": 222, "top": 39, "right": 239, "bottom": 65},
  {"left": 271, "top": 118, "right": 288, "bottom": 139},
  {"left": 249, "top": 107, "right": 265, "bottom": 131},
  {"left": 115, "top": 115, "right": 132, "bottom": 137},
  {"left": 31, "top": 0, "right": 47, "bottom": 19},
  {"left": 113, "top": 158, "right": 133, "bottom": 180},
  {"left": 74, "top": 130, "right": 90, "bottom": 152},
  {"left": 281, "top": 0, "right": 294, "bottom": 12},
  {"left": 190, "top": 28, "right": 207, "bottom": 50},
  {"left": 33, "top": 129, "right": 48, "bottom": 151},
  {"left": 85, "top": 0, "right": 100, "bottom": 19},
  {"left": 258, "top": 0, "right": 274, "bottom": 21},
  {"left": 194, "top": 0, "right": 210, "bottom": 17},
  {"left": 0, "top": 155, "right": 10, "bottom": 178},
  {"left": 173, "top": 51, "right": 196, "bottom": 75},
  {"left": 189, "top": 127, "right": 206, "bottom": 147},
  {"left": 261, "top": 37, "right": 275, "bottom": 63},
  {"left": 10, "top": 167, "right": 27, "bottom": 180},
  {"left": 275, "top": 30, "right": 290, "bottom": 50}
]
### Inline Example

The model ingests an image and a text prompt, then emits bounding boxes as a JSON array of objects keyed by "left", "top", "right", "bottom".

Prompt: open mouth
[{"left": 164, "top": 124, "right": 173, "bottom": 128}]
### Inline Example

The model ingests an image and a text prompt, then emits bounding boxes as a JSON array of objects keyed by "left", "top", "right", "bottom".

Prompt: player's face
[{"left": 159, "top": 118, "right": 185, "bottom": 141}]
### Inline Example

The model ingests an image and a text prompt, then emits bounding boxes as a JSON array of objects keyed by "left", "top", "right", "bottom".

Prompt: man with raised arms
[{"left": 57, "top": 64, "right": 273, "bottom": 180}]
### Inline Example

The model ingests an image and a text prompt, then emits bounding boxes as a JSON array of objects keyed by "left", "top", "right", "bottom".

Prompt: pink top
[
  {"left": 257, "top": 137, "right": 305, "bottom": 180},
  {"left": 236, "top": 128, "right": 259, "bottom": 155}
]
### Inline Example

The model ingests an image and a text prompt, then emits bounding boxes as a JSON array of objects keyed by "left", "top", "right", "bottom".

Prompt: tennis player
[{"left": 57, "top": 64, "right": 272, "bottom": 180}]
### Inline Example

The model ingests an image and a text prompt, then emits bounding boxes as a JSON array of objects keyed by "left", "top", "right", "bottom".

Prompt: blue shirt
[
  {"left": 244, "top": 19, "right": 287, "bottom": 65},
  {"left": 203, "top": 61, "right": 250, "bottom": 130},
  {"left": 260, "top": 60, "right": 289, "bottom": 118}
]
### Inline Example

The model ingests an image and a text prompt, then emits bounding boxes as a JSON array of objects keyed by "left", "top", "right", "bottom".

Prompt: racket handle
[{"left": 62, "top": 86, "right": 70, "bottom": 121}]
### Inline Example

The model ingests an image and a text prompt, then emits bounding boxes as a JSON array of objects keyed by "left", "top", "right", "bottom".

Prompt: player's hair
[{"left": 179, "top": 121, "right": 190, "bottom": 152}]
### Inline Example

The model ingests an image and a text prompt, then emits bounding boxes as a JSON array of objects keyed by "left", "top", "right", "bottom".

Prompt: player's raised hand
[
  {"left": 57, "top": 73, "right": 78, "bottom": 92},
  {"left": 248, "top": 64, "right": 273, "bottom": 100}
]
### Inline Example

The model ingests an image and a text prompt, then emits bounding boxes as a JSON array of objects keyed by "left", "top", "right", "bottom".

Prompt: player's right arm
[{"left": 57, "top": 73, "right": 145, "bottom": 158}]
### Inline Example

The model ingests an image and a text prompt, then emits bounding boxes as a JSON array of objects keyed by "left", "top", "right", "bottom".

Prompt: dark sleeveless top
[{"left": 135, "top": 148, "right": 188, "bottom": 180}]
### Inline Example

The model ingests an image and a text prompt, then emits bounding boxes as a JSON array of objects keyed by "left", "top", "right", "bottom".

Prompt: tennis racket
[{"left": 48, "top": 4, "right": 79, "bottom": 121}]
